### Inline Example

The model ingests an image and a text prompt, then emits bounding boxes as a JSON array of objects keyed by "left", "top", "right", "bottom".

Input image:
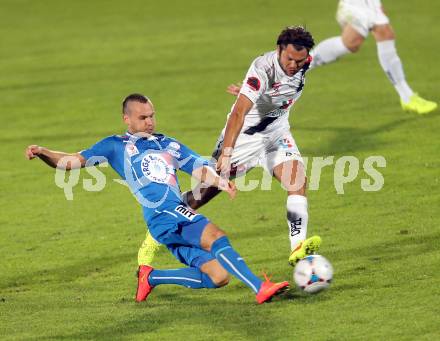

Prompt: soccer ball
[{"left": 293, "top": 255, "right": 333, "bottom": 293}]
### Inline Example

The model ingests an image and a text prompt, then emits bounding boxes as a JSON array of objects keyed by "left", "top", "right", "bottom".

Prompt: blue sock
[
  {"left": 211, "top": 236, "right": 262, "bottom": 293},
  {"left": 148, "top": 267, "right": 218, "bottom": 289}
]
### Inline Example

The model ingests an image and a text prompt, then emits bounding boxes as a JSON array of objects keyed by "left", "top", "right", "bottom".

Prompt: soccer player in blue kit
[{"left": 25, "top": 94, "right": 289, "bottom": 304}]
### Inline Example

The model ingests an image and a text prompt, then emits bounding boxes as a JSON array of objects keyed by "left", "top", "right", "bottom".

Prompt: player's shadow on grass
[
  {"left": 299, "top": 115, "right": 422, "bottom": 155},
  {"left": 30, "top": 289, "right": 288, "bottom": 340},
  {"left": 282, "top": 288, "right": 332, "bottom": 303}
]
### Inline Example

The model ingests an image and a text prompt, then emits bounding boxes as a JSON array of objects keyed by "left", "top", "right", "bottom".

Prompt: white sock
[
  {"left": 310, "top": 36, "right": 351, "bottom": 69},
  {"left": 377, "top": 40, "right": 414, "bottom": 103},
  {"left": 286, "top": 195, "right": 308, "bottom": 250}
]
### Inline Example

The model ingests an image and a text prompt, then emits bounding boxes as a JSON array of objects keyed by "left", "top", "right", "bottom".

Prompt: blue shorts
[{"left": 146, "top": 203, "right": 215, "bottom": 269}]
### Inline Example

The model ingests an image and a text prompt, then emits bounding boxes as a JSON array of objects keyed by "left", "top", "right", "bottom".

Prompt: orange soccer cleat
[
  {"left": 255, "top": 274, "right": 289, "bottom": 304},
  {"left": 135, "top": 265, "right": 155, "bottom": 302}
]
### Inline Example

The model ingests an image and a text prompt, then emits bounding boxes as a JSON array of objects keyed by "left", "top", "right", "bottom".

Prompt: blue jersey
[{"left": 80, "top": 132, "right": 210, "bottom": 224}]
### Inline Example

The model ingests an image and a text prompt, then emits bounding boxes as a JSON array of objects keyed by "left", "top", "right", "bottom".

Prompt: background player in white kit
[
  {"left": 310, "top": 0, "right": 437, "bottom": 114},
  {"left": 138, "top": 26, "right": 322, "bottom": 268}
]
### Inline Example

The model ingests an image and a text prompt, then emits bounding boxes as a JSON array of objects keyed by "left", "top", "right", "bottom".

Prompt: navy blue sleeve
[
  {"left": 80, "top": 136, "right": 115, "bottom": 166},
  {"left": 172, "top": 139, "right": 210, "bottom": 175}
]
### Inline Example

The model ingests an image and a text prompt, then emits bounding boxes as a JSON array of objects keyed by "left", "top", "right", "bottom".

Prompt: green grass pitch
[{"left": 1, "top": 0, "right": 439, "bottom": 340}]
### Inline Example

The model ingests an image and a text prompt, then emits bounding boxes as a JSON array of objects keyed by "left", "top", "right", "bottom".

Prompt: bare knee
[
  {"left": 287, "top": 176, "right": 307, "bottom": 196},
  {"left": 342, "top": 35, "right": 363, "bottom": 52},
  {"left": 200, "top": 223, "right": 226, "bottom": 251},
  {"left": 200, "top": 260, "right": 230, "bottom": 287},
  {"left": 210, "top": 271, "right": 230, "bottom": 287},
  {"left": 372, "top": 24, "right": 395, "bottom": 41},
  {"left": 273, "top": 160, "right": 307, "bottom": 195},
  {"left": 341, "top": 25, "right": 364, "bottom": 53}
]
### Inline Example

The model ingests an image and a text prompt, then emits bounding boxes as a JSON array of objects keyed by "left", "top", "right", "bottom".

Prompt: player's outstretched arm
[
  {"left": 216, "top": 94, "right": 253, "bottom": 176},
  {"left": 25, "top": 145, "right": 86, "bottom": 170},
  {"left": 192, "top": 166, "right": 236, "bottom": 200}
]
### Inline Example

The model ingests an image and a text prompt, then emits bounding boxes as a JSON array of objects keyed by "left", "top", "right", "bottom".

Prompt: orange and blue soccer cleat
[
  {"left": 255, "top": 273, "right": 289, "bottom": 304},
  {"left": 136, "top": 265, "right": 154, "bottom": 302}
]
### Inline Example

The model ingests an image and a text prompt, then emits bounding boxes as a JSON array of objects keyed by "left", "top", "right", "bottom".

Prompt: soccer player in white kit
[
  {"left": 310, "top": 0, "right": 437, "bottom": 114},
  {"left": 138, "top": 26, "right": 322, "bottom": 267}
]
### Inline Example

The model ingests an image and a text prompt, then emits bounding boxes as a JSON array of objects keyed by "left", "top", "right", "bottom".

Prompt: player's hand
[
  {"left": 217, "top": 177, "right": 237, "bottom": 200},
  {"left": 216, "top": 153, "right": 231, "bottom": 178},
  {"left": 25, "top": 145, "right": 42, "bottom": 160},
  {"left": 226, "top": 83, "right": 242, "bottom": 97}
]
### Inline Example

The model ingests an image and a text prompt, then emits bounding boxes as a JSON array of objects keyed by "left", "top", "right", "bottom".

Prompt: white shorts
[
  {"left": 212, "top": 130, "right": 303, "bottom": 176},
  {"left": 337, "top": 0, "right": 390, "bottom": 38}
]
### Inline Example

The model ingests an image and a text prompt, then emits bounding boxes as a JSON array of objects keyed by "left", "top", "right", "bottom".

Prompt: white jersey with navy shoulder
[
  {"left": 228, "top": 50, "right": 311, "bottom": 135},
  {"left": 80, "top": 132, "right": 209, "bottom": 226}
]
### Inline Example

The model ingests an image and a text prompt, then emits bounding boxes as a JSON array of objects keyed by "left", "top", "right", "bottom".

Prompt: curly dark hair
[{"left": 276, "top": 26, "right": 315, "bottom": 51}]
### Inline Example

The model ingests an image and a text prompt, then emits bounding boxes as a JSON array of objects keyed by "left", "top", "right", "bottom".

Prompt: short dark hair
[
  {"left": 276, "top": 26, "right": 315, "bottom": 52},
  {"left": 122, "top": 93, "right": 149, "bottom": 114}
]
